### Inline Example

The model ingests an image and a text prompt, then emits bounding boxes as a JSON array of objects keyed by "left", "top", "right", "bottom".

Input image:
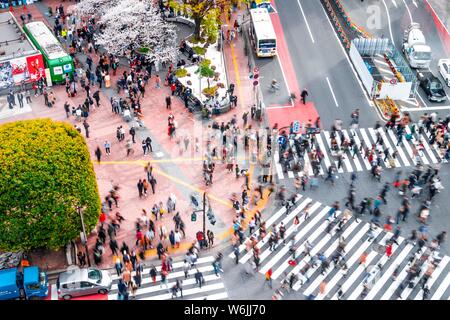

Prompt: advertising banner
[
  {"left": 10, "top": 56, "right": 28, "bottom": 84},
  {"left": 0, "top": 61, "right": 13, "bottom": 89},
  {"left": 26, "top": 54, "right": 45, "bottom": 82}
]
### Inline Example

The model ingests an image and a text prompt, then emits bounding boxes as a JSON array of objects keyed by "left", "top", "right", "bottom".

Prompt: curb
[{"left": 424, "top": 0, "right": 450, "bottom": 53}]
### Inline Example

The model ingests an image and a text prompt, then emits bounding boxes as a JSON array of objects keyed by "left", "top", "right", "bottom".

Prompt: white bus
[{"left": 249, "top": 8, "right": 277, "bottom": 57}]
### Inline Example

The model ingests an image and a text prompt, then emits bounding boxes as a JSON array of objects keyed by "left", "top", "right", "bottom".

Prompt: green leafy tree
[
  {"left": 197, "top": 59, "right": 215, "bottom": 87},
  {"left": 201, "top": 10, "right": 219, "bottom": 43},
  {"left": 170, "top": 0, "right": 227, "bottom": 41},
  {"left": 0, "top": 119, "right": 101, "bottom": 251}
]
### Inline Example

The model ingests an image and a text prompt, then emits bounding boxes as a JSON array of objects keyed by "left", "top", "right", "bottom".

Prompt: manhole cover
[{"left": 372, "top": 244, "right": 385, "bottom": 254}]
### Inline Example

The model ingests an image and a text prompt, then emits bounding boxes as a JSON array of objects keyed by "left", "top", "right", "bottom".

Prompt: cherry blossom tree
[
  {"left": 94, "top": 0, "right": 178, "bottom": 61},
  {"left": 75, "top": 0, "right": 118, "bottom": 18}
]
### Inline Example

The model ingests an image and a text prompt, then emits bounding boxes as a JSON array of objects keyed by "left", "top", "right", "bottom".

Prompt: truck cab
[
  {"left": 22, "top": 266, "right": 48, "bottom": 299},
  {"left": 0, "top": 267, "right": 48, "bottom": 300},
  {"left": 403, "top": 23, "right": 432, "bottom": 69}
]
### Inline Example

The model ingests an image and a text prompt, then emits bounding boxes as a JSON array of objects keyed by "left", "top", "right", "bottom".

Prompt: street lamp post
[
  {"left": 77, "top": 206, "right": 91, "bottom": 267},
  {"left": 202, "top": 191, "right": 206, "bottom": 236}
]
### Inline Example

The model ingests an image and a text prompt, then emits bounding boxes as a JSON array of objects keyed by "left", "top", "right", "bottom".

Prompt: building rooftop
[{"left": 0, "top": 12, "right": 37, "bottom": 61}]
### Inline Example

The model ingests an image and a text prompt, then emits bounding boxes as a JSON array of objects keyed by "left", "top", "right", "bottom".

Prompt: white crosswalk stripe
[
  {"left": 230, "top": 195, "right": 450, "bottom": 300},
  {"left": 274, "top": 126, "right": 442, "bottom": 180},
  {"left": 108, "top": 256, "right": 228, "bottom": 300},
  {"left": 413, "top": 256, "right": 450, "bottom": 300}
]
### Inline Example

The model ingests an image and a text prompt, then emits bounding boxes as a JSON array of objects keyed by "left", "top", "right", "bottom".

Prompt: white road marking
[
  {"left": 431, "top": 273, "right": 450, "bottom": 300},
  {"left": 402, "top": 105, "right": 450, "bottom": 111},
  {"left": 342, "top": 130, "right": 363, "bottom": 171},
  {"left": 391, "top": 0, "right": 398, "bottom": 8},
  {"left": 326, "top": 77, "right": 339, "bottom": 107},
  {"left": 416, "top": 89, "right": 430, "bottom": 108},
  {"left": 51, "top": 284, "right": 58, "bottom": 300},
  {"left": 401, "top": 0, "right": 414, "bottom": 24},
  {"left": 319, "top": 4, "right": 374, "bottom": 107},
  {"left": 316, "top": 134, "right": 333, "bottom": 170},
  {"left": 412, "top": 0, "right": 418, "bottom": 8},
  {"left": 382, "top": 0, "right": 396, "bottom": 46},
  {"left": 413, "top": 256, "right": 450, "bottom": 300},
  {"left": 274, "top": 151, "right": 285, "bottom": 180},
  {"left": 323, "top": 131, "right": 344, "bottom": 173},
  {"left": 378, "top": 67, "right": 395, "bottom": 74},
  {"left": 400, "top": 98, "right": 419, "bottom": 107},
  {"left": 363, "top": 243, "right": 414, "bottom": 300},
  {"left": 374, "top": 59, "right": 389, "bottom": 66},
  {"left": 265, "top": 104, "right": 295, "bottom": 109},
  {"left": 385, "top": 128, "right": 411, "bottom": 166},
  {"left": 297, "top": 0, "right": 315, "bottom": 44}
]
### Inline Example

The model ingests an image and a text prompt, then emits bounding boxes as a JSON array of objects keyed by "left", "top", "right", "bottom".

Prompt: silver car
[{"left": 56, "top": 267, "right": 112, "bottom": 300}]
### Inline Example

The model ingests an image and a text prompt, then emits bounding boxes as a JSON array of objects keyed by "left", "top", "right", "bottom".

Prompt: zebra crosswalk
[
  {"left": 274, "top": 127, "right": 446, "bottom": 180},
  {"left": 108, "top": 256, "right": 228, "bottom": 300},
  {"left": 229, "top": 196, "right": 450, "bottom": 300}
]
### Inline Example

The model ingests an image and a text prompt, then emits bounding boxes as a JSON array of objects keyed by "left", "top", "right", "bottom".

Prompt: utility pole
[
  {"left": 203, "top": 191, "right": 207, "bottom": 236},
  {"left": 78, "top": 206, "right": 91, "bottom": 267}
]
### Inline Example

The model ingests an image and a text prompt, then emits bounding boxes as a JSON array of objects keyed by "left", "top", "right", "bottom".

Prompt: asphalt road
[
  {"left": 341, "top": 0, "right": 450, "bottom": 115},
  {"left": 272, "top": 0, "right": 378, "bottom": 129}
]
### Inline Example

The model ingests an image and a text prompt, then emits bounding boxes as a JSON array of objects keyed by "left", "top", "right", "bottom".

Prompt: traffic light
[
  {"left": 207, "top": 207, "right": 216, "bottom": 225},
  {"left": 191, "top": 212, "right": 197, "bottom": 222},
  {"left": 190, "top": 195, "right": 199, "bottom": 208}
]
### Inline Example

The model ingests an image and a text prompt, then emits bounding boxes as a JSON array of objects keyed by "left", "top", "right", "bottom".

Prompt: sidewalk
[{"left": 1, "top": 0, "right": 270, "bottom": 271}]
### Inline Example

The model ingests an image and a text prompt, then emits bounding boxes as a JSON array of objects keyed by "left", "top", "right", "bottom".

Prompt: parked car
[
  {"left": 418, "top": 71, "right": 447, "bottom": 103},
  {"left": 56, "top": 267, "right": 112, "bottom": 300},
  {"left": 438, "top": 59, "right": 450, "bottom": 87}
]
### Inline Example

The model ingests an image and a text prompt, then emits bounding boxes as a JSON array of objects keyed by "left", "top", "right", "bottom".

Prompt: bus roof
[
  {"left": 250, "top": 8, "right": 276, "bottom": 41},
  {"left": 0, "top": 268, "right": 18, "bottom": 287},
  {"left": 24, "top": 21, "right": 68, "bottom": 60}
]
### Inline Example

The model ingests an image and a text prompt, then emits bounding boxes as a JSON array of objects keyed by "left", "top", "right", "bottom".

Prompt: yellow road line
[
  {"left": 217, "top": 188, "right": 271, "bottom": 241},
  {"left": 142, "top": 188, "right": 271, "bottom": 259},
  {"left": 152, "top": 167, "right": 233, "bottom": 208},
  {"left": 95, "top": 156, "right": 247, "bottom": 166},
  {"left": 226, "top": 15, "right": 245, "bottom": 108}
]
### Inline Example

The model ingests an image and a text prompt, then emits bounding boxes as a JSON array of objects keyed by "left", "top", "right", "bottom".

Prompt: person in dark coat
[{"left": 95, "top": 146, "right": 102, "bottom": 163}]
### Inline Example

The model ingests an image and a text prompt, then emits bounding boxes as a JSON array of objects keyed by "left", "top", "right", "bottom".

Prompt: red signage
[{"left": 26, "top": 54, "right": 45, "bottom": 81}]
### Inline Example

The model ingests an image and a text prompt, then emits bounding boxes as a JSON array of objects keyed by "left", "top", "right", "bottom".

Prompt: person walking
[
  {"left": 149, "top": 265, "right": 157, "bottom": 283},
  {"left": 83, "top": 120, "right": 90, "bottom": 138},
  {"left": 77, "top": 251, "right": 86, "bottom": 267},
  {"left": 137, "top": 179, "right": 144, "bottom": 198},
  {"left": 207, "top": 230, "right": 214, "bottom": 248},
  {"left": 145, "top": 136, "right": 153, "bottom": 153},
  {"left": 233, "top": 245, "right": 239, "bottom": 264},
  {"left": 126, "top": 139, "right": 134, "bottom": 156},
  {"left": 104, "top": 140, "right": 111, "bottom": 156},
  {"left": 183, "top": 260, "right": 191, "bottom": 279},
  {"left": 166, "top": 96, "right": 171, "bottom": 109},
  {"left": 129, "top": 126, "right": 136, "bottom": 144},
  {"left": 142, "top": 140, "right": 148, "bottom": 155},
  {"left": 386, "top": 242, "right": 393, "bottom": 259},
  {"left": 149, "top": 176, "right": 157, "bottom": 194},
  {"left": 155, "top": 74, "right": 161, "bottom": 89},
  {"left": 264, "top": 268, "right": 273, "bottom": 289},
  {"left": 195, "top": 269, "right": 204, "bottom": 288},
  {"left": 17, "top": 92, "right": 24, "bottom": 108},
  {"left": 95, "top": 146, "right": 102, "bottom": 163},
  {"left": 300, "top": 89, "right": 308, "bottom": 104}
]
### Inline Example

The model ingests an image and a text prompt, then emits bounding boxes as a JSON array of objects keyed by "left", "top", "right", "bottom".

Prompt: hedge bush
[{"left": 0, "top": 119, "right": 101, "bottom": 251}]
